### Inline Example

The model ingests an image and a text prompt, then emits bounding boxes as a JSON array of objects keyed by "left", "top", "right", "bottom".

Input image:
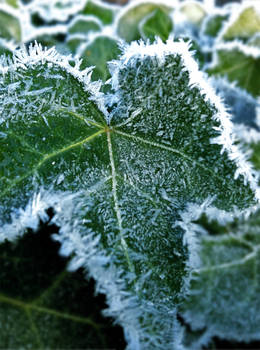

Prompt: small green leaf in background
[
  {"left": 66, "top": 15, "right": 102, "bottom": 54},
  {"left": 0, "top": 8, "right": 21, "bottom": 42},
  {"left": 139, "top": 8, "right": 173, "bottom": 42},
  {"left": 202, "top": 13, "right": 229, "bottom": 38},
  {"left": 80, "top": 35, "right": 121, "bottom": 81},
  {"left": 81, "top": 0, "right": 117, "bottom": 25},
  {"left": 222, "top": 4, "right": 260, "bottom": 41},
  {"left": 181, "top": 207, "right": 260, "bottom": 344},
  {"left": 208, "top": 42, "right": 260, "bottom": 97},
  {"left": 179, "top": 1, "right": 207, "bottom": 26},
  {"left": 68, "top": 15, "right": 102, "bottom": 35},
  {"left": 116, "top": 1, "right": 172, "bottom": 42},
  {"left": 0, "top": 220, "right": 126, "bottom": 349},
  {"left": 0, "top": 0, "right": 18, "bottom": 8}
]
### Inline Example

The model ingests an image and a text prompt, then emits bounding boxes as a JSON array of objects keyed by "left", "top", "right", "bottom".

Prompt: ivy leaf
[
  {"left": 0, "top": 4, "right": 21, "bottom": 42},
  {"left": 139, "top": 8, "right": 173, "bottom": 42},
  {"left": 0, "top": 40, "right": 257, "bottom": 348},
  {"left": 0, "top": 0, "right": 18, "bottom": 8},
  {"left": 68, "top": 15, "right": 102, "bottom": 35},
  {"left": 79, "top": 34, "right": 121, "bottom": 82},
  {"left": 222, "top": 3, "right": 260, "bottom": 41},
  {"left": 207, "top": 42, "right": 260, "bottom": 97},
  {"left": 212, "top": 77, "right": 259, "bottom": 128},
  {"left": 201, "top": 12, "right": 229, "bottom": 38},
  {"left": 180, "top": 205, "right": 260, "bottom": 346},
  {"left": 0, "top": 220, "right": 125, "bottom": 349},
  {"left": 81, "top": 0, "right": 117, "bottom": 25},
  {"left": 116, "top": 1, "right": 172, "bottom": 42},
  {"left": 179, "top": 1, "right": 207, "bottom": 26},
  {"left": 66, "top": 15, "right": 103, "bottom": 54}
]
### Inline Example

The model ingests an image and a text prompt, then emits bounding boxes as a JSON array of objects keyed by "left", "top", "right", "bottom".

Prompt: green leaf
[
  {"left": 81, "top": 0, "right": 117, "bottom": 25},
  {"left": 116, "top": 1, "right": 172, "bottom": 42},
  {"left": 0, "top": 223, "right": 125, "bottom": 349},
  {"left": 139, "top": 8, "right": 173, "bottom": 42},
  {"left": 68, "top": 15, "right": 102, "bottom": 35},
  {"left": 66, "top": 15, "right": 103, "bottom": 54},
  {"left": 0, "top": 6, "right": 21, "bottom": 41},
  {"left": 222, "top": 4, "right": 260, "bottom": 41},
  {"left": 202, "top": 12, "right": 229, "bottom": 38},
  {"left": 79, "top": 35, "right": 121, "bottom": 82},
  {"left": 180, "top": 206, "right": 260, "bottom": 344},
  {"left": 207, "top": 42, "right": 260, "bottom": 97},
  {"left": 0, "top": 41, "right": 256, "bottom": 348},
  {"left": 179, "top": 1, "right": 207, "bottom": 26},
  {"left": 0, "top": 0, "right": 18, "bottom": 8}
]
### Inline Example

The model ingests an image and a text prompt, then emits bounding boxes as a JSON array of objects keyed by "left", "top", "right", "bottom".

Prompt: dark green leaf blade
[
  {"left": 139, "top": 8, "right": 173, "bottom": 42},
  {"left": 207, "top": 42, "right": 260, "bottom": 97},
  {"left": 0, "top": 40, "right": 257, "bottom": 349},
  {"left": 116, "top": 1, "right": 172, "bottom": 42},
  {"left": 0, "top": 224, "right": 125, "bottom": 349}
]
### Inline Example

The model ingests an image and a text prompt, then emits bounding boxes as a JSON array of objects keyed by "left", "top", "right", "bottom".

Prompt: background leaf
[
  {"left": 180, "top": 207, "right": 260, "bottom": 345},
  {"left": 0, "top": 216, "right": 126, "bottom": 349},
  {"left": 208, "top": 42, "right": 260, "bottom": 97},
  {"left": 116, "top": 1, "right": 172, "bottom": 42}
]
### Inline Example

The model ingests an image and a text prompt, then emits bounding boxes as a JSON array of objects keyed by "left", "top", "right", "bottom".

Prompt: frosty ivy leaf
[
  {"left": 222, "top": 4, "right": 260, "bottom": 41},
  {"left": 116, "top": 1, "right": 172, "bottom": 42},
  {"left": 68, "top": 15, "right": 102, "bottom": 36},
  {"left": 139, "top": 8, "right": 173, "bottom": 42},
  {"left": 0, "top": 5, "right": 21, "bottom": 42},
  {"left": 180, "top": 207, "right": 260, "bottom": 344},
  {"left": 79, "top": 35, "right": 121, "bottom": 82},
  {"left": 201, "top": 12, "right": 229, "bottom": 38},
  {"left": 0, "top": 41, "right": 257, "bottom": 349},
  {"left": 0, "top": 0, "right": 18, "bottom": 8},
  {"left": 208, "top": 42, "right": 260, "bottom": 97},
  {"left": 212, "top": 78, "right": 259, "bottom": 127},
  {"left": 81, "top": 0, "right": 117, "bottom": 25},
  {"left": 66, "top": 15, "right": 102, "bottom": 54},
  {"left": 0, "top": 224, "right": 124, "bottom": 349},
  {"left": 179, "top": 1, "right": 206, "bottom": 26}
]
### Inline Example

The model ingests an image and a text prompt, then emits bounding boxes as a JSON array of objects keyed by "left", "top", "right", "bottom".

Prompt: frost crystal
[{"left": 0, "top": 40, "right": 257, "bottom": 349}]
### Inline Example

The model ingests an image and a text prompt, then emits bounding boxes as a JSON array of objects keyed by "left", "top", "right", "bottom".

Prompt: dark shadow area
[{"left": 0, "top": 209, "right": 126, "bottom": 350}]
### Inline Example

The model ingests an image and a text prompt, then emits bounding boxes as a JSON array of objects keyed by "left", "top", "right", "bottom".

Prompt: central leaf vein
[{"left": 106, "top": 130, "right": 134, "bottom": 273}]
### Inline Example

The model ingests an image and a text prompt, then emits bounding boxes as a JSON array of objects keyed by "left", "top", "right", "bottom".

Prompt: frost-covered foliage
[{"left": 0, "top": 0, "right": 260, "bottom": 349}]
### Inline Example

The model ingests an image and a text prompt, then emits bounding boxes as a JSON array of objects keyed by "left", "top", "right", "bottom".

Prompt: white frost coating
[
  {"left": 0, "top": 37, "right": 17, "bottom": 52},
  {"left": 25, "top": 0, "right": 87, "bottom": 22},
  {"left": 25, "top": 24, "right": 68, "bottom": 43},
  {"left": 0, "top": 3, "right": 20, "bottom": 19},
  {"left": 0, "top": 190, "right": 61, "bottom": 243},
  {"left": 2, "top": 42, "right": 108, "bottom": 118},
  {"left": 214, "top": 40, "right": 260, "bottom": 59},
  {"left": 109, "top": 38, "right": 260, "bottom": 198},
  {"left": 50, "top": 194, "right": 176, "bottom": 350},
  {"left": 234, "top": 124, "right": 260, "bottom": 144},
  {"left": 218, "top": 0, "right": 260, "bottom": 41}
]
